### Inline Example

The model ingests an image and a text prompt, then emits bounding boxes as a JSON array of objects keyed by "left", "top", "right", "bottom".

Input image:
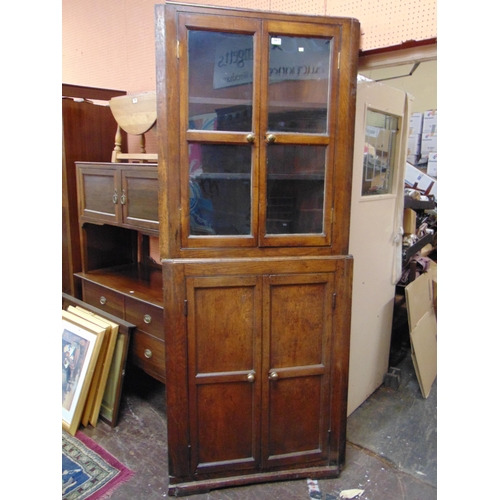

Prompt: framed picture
[
  {"left": 62, "top": 310, "right": 106, "bottom": 436},
  {"left": 67, "top": 305, "right": 119, "bottom": 427},
  {"left": 62, "top": 293, "right": 133, "bottom": 428}
]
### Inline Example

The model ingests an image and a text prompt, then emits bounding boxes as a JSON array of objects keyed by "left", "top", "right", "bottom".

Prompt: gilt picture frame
[{"left": 62, "top": 310, "right": 105, "bottom": 436}]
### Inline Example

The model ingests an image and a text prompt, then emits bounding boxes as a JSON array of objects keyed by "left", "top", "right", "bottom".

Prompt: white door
[{"left": 348, "top": 81, "right": 412, "bottom": 416}]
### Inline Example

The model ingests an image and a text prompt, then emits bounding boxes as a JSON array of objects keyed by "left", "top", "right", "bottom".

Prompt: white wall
[{"left": 359, "top": 60, "right": 437, "bottom": 113}]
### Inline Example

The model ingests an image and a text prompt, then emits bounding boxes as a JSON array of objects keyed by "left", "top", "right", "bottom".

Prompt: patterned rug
[{"left": 62, "top": 430, "right": 134, "bottom": 500}]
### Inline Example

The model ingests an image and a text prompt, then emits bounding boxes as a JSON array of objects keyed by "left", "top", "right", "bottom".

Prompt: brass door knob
[
  {"left": 246, "top": 133, "right": 255, "bottom": 143},
  {"left": 266, "top": 134, "right": 276, "bottom": 143},
  {"left": 144, "top": 349, "right": 153, "bottom": 359},
  {"left": 247, "top": 373, "right": 255, "bottom": 383},
  {"left": 269, "top": 371, "right": 278, "bottom": 381}
]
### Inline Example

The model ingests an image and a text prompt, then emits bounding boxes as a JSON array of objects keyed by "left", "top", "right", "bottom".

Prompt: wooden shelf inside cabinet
[
  {"left": 196, "top": 173, "right": 324, "bottom": 181},
  {"left": 75, "top": 264, "right": 165, "bottom": 384},
  {"left": 75, "top": 264, "right": 163, "bottom": 307}
]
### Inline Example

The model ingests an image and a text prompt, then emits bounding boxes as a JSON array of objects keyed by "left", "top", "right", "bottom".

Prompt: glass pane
[
  {"left": 362, "top": 110, "right": 399, "bottom": 196},
  {"left": 189, "top": 144, "right": 252, "bottom": 235},
  {"left": 188, "top": 30, "right": 253, "bottom": 132},
  {"left": 268, "top": 36, "right": 331, "bottom": 133},
  {"left": 266, "top": 145, "right": 325, "bottom": 234}
]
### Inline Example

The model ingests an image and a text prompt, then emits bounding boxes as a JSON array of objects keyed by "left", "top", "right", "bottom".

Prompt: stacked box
[
  {"left": 406, "top": 134, "right": 421, "bottom": 165},
  {"left": 421, "top": 110, "right": 437, "bottom": 171},
  {"left": 423, "top": 110, "right": 437, "bottom": 135},
  {"left": 421, "top": 133, "right": 437, "bottom": 160},
  {"left": 409, "top": 112, "right": 424, "bottom": 135},
  {"left": 427, "top": 152, "right": 437, "bottom": 177},
  {"left": 406, "top": 109, "right": 437, "bottom": 168}
]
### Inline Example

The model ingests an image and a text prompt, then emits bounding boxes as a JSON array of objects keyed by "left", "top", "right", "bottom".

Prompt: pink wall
[
  {"left": 63, "top": 0, "right": 436, "bottom": 91},
  {"left": 62, "top": 0, "right": 436, "bottom": 154}
]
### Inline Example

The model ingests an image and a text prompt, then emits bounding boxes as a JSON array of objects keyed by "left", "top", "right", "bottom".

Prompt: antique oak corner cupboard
[{"left": 155, "top": 2, "right": 360, "bottom": 495}]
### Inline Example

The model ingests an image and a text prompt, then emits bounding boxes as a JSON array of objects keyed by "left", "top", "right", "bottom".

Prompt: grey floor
[{"left": 78, "top": 350, "right": 437, "bottom": 500}]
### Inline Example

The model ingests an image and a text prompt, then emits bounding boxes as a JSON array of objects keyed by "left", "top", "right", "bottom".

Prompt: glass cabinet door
[
  {"left": 179, "top": 15, "right": 340, "bottom": 248},
  {"left": 260, "top": 23, "right": 339, "bottom": 246},
  {"left": 179, "top": 15, "right": 261, "bottom": 248}
]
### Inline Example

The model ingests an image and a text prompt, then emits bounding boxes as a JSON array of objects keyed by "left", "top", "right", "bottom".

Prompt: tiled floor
[{"left": 78, "top": 350, "right": 437, "bottom": 499}]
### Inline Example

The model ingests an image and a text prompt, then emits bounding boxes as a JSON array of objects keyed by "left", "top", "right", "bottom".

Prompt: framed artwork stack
[{"left": 62, "top": 305, "right": 121, "bottom": 436}]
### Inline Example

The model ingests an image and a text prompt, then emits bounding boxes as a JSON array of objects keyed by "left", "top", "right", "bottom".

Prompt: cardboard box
[
  {"left": 409, "top": 112, "right": 424, "bottom": 135},
  {"left": 422, "top": 109, "right": 437, "bottom": 135},
  {"left": 407, "top": 134, "right": 422, "bottom": 155},
  {"left": 405, "top": 162, "right": 437, "bottom": 200},
  {"left": 427, "top": 152, "right": 437, "bottom": 177},
  {"left": 405, "top": 271, "right": 437, "bottom": 398},
  {"left": 403, "top": 208, "right": 417, "bottom": 235},
  {"left": 421, "top": 133, "right": 437, "bottom": 159},
  {"left": 406, "top": 154, "right": 420, "bottom": 165}
]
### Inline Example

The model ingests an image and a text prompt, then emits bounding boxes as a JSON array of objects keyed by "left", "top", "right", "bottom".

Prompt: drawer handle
[
  {"left": 144, "top": 349, "right": 152, "bottom": 359},
  {"left": 99, "top": 296, "right": 107, "bottom": 305},
  {"left": 143, "top": 314, "right": 152, "bottom": 324},
  {"left": 112, "top": 189, "right": 118, "bottom": 204}
]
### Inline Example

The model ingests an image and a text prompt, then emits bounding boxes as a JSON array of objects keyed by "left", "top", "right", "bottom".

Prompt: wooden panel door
[
  {"left": 77, "top": 165, "right": 120, "bottom": 224},
  {"left": 262, "top": 273, "right": 334, "bottom": 468},
  {"left": 121, "top": 168, "right": 159, "bottom": 231},
  {"left": 186, "top": 275, "right": 263, "bottom": 476}
]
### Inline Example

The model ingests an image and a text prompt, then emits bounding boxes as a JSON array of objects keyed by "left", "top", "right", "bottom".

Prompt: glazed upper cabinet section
[
  {"left": 76, "top": 163, "right": 159, "bottom": 233},
  {"left": 161, "top": 6, "right": 359, "bottom": 254}
]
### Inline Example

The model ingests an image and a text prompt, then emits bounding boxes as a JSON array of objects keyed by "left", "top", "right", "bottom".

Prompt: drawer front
[
  {"left": 131, "top": 330, "right": 165, "bottom": 383},
  {"left": 124, "top": 297, "right": 164, "bottom": 340},
  {"left": 82, "top": 281, "right": 125, "bottom": 318}
]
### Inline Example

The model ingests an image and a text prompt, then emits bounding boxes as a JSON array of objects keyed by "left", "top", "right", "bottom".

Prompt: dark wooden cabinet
[
  {"left": 62, "top": 84, "right": 127, "bottom": 297},
  {"left": 77, "top": 256, "right": 165, "bottom": 383},
  {"left": 155, "top": 2, "right": 359, "bottom": 494},
  {"left": 76, "top": 162, "right": 159, "bottom": 233},
  {"left": 163, "top": 257, "right": 353, "bottom": 494},
  {"left": 74, "top": 161, "right": 164, "bottom": 382}
]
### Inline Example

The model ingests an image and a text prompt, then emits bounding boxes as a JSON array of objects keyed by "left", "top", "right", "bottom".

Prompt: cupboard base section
[{"left": 168, "top": 465, "right": 340, "bottom": 497}]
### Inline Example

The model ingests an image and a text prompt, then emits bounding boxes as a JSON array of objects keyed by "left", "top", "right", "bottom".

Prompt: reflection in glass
[
  {"left": 362, "top": 110, "right": 399, "bottom": 196},
  {"left": 266, "top": 145, "right": 325, "bottom": 234},
  {"left": 188, "top": 30, "right": 253, "bottom": 132},
  {"left": 189, "top": 144, "right": 252, "bottom": 235},
  {"left": 267, "top": 36, "right": 331, "bottom": 134}
]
